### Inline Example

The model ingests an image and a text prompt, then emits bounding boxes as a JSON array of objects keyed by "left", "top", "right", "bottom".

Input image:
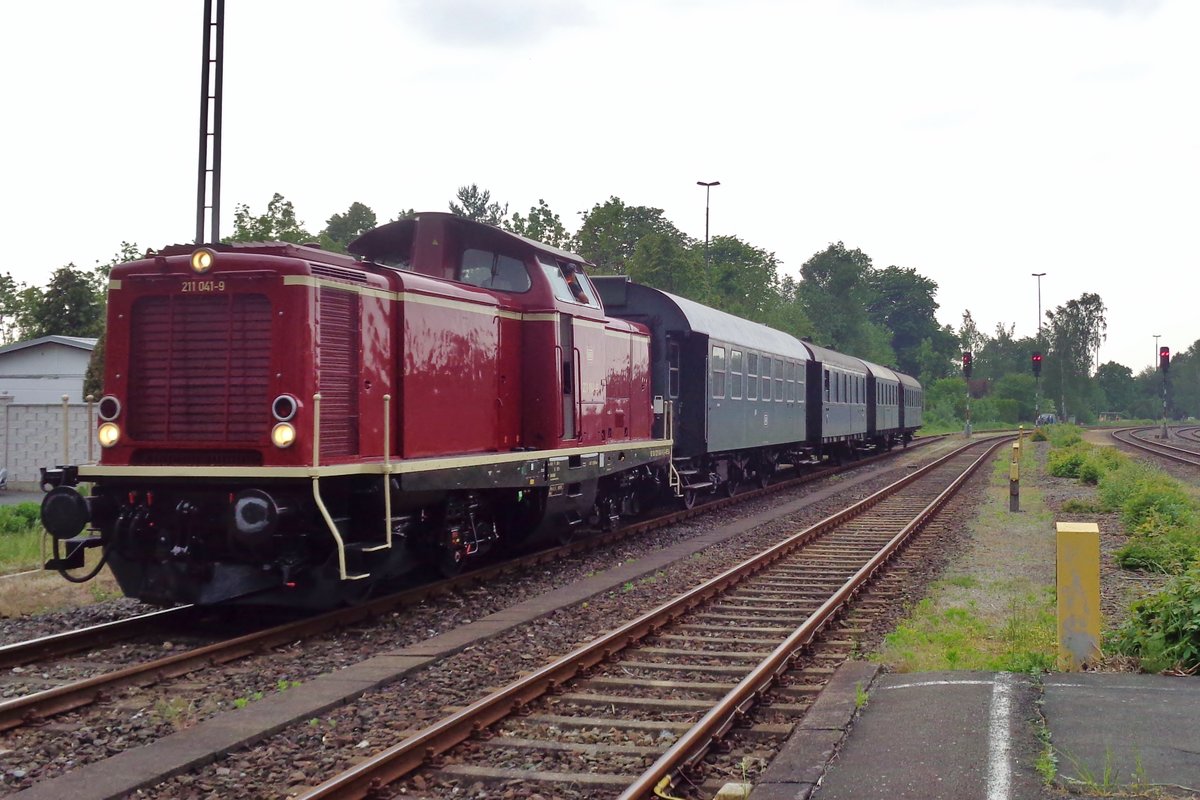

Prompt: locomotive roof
[
  {"left": 348, "top": 212, "right": 590, "bottom": 266},
  {"left": 594, "top": 277, "right": 809, "bottom": 359},
  {"left": 856, "top": 358, "right": 901, "bottom": 384},
  {"left": 801, "top": 341, "right": 867, "bottom": 374}
]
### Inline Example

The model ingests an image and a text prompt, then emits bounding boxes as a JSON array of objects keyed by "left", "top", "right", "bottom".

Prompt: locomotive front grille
[{"left": 128, "top": 293, "right": 272, "bottom": 442}]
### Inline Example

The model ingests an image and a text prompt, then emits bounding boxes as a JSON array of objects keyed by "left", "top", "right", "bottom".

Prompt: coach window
[
  {"left": 730, "top": 349, "right": 743, "bottom": 399},
  {"left": 774, "top": 359, "right": 784, "bottom": 401},
  {"left": 824, "top": 369, "right": 830, "bottom": 402},
  {"left": 746, "top": 353, "right": 758, "bottom": 400},
  {"left": 786, "top": 362, "right": 796, "bottom": 402},
  {"left": 668, "top": 342, "right": 681, "bottom": 399},
  {"left": 712, "top": 345, "right": 727, "bottom": 398},
  {"left": 761, "top": 356, "right": 772, "bottom": 401}
]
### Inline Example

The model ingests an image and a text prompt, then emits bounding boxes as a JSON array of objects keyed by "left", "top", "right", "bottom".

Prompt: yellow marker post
[{"left": 1057, "top": 522, "right": 1101, "bottom": 670}]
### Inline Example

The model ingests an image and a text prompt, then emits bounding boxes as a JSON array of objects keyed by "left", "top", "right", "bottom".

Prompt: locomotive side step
[
  {"left": 341, "top": 542, "right": 376, "bottom": 580},
  {"left": 675, "top": 468, "right": 701, "bottom": 478},
  {"left": 681, "top": 481, "right": 714, "bottom": 491}
]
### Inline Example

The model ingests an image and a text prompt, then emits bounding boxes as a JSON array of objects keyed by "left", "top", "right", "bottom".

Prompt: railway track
[
  {"left": 1111, "top": 427, "right": 1200, "bottom": 467},
  {"left": 296, "top": 435, "right": 1007, "bottom": 800},
  {"left": 0, "top": 439, "right": 938, "bottom": 734}
]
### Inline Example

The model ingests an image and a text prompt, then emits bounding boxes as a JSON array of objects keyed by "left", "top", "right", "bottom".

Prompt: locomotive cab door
[{"left": 560, "top": 314, "right": 577, "bottom": 439}]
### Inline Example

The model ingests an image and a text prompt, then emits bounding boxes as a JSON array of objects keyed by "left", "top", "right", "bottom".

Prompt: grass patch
[
  {"left": 876, "top": 591, "right": 1055, "bottom": 673},
  {"left": 0, "top": 503, "right": 44, "bottom": 574}
]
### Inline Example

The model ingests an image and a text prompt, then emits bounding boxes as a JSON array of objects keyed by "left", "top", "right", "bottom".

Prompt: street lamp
[{"left": 697, "top": 181, "right": 720, "bottom": 257}]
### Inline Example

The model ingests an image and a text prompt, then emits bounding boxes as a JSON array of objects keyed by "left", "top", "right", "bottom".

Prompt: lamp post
[
  {"left": 697, "top": 180, "right": 720, "bottom": 259},
  {"left": 1032, "top": 272, "right": 1046, "bottom": 420},
  {"left": 1153, "top": 334, "right": 1161, "bottom": 370}
]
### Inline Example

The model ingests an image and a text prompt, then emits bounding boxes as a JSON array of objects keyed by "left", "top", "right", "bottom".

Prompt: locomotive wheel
[
  {"left": 682, "top": 488, "right": 698, "bottom": 510},
  {"left": 724, "top": 477, "right": 739, "bottom": 498},
  {"left": 437, "top": 546, "right": 466, "bottom": 577}
]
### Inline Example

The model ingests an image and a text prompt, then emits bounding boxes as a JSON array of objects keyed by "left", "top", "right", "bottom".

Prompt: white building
[{"left": 0, "top": 335, "right": 97, "bottom": 404}]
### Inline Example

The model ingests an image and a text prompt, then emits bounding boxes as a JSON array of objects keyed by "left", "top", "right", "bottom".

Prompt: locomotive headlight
[
  {"left": 271, "top": 422, "right": 296, "bottom": 448},
  {"left": 190, "top": 247, "right": 216, "bottom": 274},
  {"left": 97, "top": 422, "right": 121, "bottom": 448}
]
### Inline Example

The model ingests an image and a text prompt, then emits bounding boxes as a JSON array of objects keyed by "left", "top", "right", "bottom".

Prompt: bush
[
  {"left": 0, "top": 503, "right": 40, "bottom": 535},
  {"left": 1113, "top": 565, "right": 1200, "bottom": 672},
  {"left": 1077, "top": 447, "right": 1125, "bottom": 485},
  {"left": 1047, "top": 444, "right": 1089, "bottom": 479},
  {"left": 1047, "top": 424, "right": 1083, "bottom": 448}
]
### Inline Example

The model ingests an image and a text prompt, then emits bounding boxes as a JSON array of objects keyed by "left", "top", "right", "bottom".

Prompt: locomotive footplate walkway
[{"left": 752, "top": 664, "right": 1200, "bottom": 800}]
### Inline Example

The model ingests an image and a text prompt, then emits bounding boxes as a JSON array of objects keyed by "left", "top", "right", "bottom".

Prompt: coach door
[{"left": 561, "top": 314, "right": 576, "bottom": 439}]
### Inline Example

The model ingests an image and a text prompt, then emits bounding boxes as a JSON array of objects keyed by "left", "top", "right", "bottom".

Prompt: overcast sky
[{"left": 4, "top": 0, "right": 1196, "bottom": 373}]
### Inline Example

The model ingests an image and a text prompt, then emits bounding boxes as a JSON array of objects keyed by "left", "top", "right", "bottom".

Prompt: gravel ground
[{"left": 0, "top": 443, "right": 959, "bottom": 796}]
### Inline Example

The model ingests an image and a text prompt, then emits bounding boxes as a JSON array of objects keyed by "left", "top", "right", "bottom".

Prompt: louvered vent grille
[
  {"left": 318, "top": 288, "right": 360, "bottom": 457},
  {"left": 128, "top": 294, "right": 272, "bottom": 442}
]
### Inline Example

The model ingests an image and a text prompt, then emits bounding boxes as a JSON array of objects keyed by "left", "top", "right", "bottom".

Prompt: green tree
[
  {"left": 449, "top": 184, "right": 507, "bottom": 226},
  {"left": 991, "top": 373, "right": 1037, "bottom": 421},
  {"left": 866, "top": 266, "right": 945, "bottom": 376},
  {"left": 1044, "top": 292, "right": 1107, "bottom": 420},
  {"left": 575, "top": 197, "right": 688, "bottom": 275},
  {"left": 0, "top": 273, "right": 22, "bottom": 344},
  {"left": 506, "top": 199, "right": 570, "bottom": 248},
  {"left": 228, "top": 193, "right": 313, "bottom": 243},
  {"left": 625, "top": 232, "right": 707, "bottom": 300},
  {"left": 1095, "top": 361, "right": 1135, "bottom": 415},
  {"left": 319, "top": 201, "right": 377, "bottom": 253},
  {"left": 760, "top": 276, "right": 814, "bottom": 342},
  {"left": 704, "top": 235, "right": 781, "bottom": 322},
  {"left": 25, "top": 264, "right": 104, "bottom": 339},
  {"left": 797, "top": 242, "right": 877, "bottom": 356}
]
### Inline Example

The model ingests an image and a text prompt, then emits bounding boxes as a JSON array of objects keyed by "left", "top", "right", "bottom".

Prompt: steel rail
[
  {"left": 1112, "top": 427, "right": 1200, "bottom": 467},
  {"left": 0, "top": 438, "right": 937, "bottom": 731},
  {"left": 295, "top": 435, "right": 1002, "bottom": 800},
  {"left": 619, "top": 435, "right": 1009, "bottom": 799},
  {"left": 0, "top": 606, "right": 196, "bottom": 670}
]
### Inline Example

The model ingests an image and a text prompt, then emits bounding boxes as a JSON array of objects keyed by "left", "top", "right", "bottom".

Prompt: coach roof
[{"left": 593, "top": 278, "right": 809, "bottom": 360}]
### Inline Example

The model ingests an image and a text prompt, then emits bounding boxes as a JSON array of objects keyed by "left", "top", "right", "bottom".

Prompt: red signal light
[
  {"left": 1031, "top": 351, "right": 1042, "bottom": 377},
  {"left": 1160, "top": 347, "right": 1170, "bottom": 372},
  {"left": 961, "top": 352, "right": 973, "bottom": 378}
]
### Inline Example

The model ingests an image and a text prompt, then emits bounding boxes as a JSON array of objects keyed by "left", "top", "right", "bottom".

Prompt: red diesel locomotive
[{"left": 40, "top": 213, "right": 672, "bottom": 607}]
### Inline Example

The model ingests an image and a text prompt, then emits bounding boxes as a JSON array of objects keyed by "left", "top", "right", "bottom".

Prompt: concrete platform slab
[
  {"left": 1044, "top": 673, "right": 1200, "bottom": 792},
  {"left": 807, "top": 672, "right": 1044, "bottom": 800}
]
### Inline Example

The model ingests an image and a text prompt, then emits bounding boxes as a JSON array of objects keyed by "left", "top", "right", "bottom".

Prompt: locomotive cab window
[
  {"left": 460, "top": 249, "right": 531, "bottom": 292},
  {"left": 711, "top": 345, "right": 727, "bottom": 398},
  {"left": 538, "top": 256, "right": 597, "bottom": 305}
]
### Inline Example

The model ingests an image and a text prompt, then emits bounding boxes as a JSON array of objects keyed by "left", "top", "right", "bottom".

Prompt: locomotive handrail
[{"left": 309, "top": 392, "right": 368, "bottom": 581}]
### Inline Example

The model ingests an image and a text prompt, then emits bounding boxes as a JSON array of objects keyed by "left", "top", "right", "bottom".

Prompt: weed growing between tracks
[{"left": 872, "top": 436, "right": 1058, "bottom": 673}]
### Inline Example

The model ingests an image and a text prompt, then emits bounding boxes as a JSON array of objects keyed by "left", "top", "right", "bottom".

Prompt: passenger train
[{"left": 39, "top": 213, "right": 922, "bottom": 607}]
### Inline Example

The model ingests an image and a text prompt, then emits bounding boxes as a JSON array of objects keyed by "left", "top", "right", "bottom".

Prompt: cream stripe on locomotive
[{"left": 77, "top": 438, "right": 674, "bottom": 480}]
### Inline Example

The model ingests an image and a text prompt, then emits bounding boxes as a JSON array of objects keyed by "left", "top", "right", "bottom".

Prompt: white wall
[{"left": 0, "top": 400, "right": 98, "bottom": 490}]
